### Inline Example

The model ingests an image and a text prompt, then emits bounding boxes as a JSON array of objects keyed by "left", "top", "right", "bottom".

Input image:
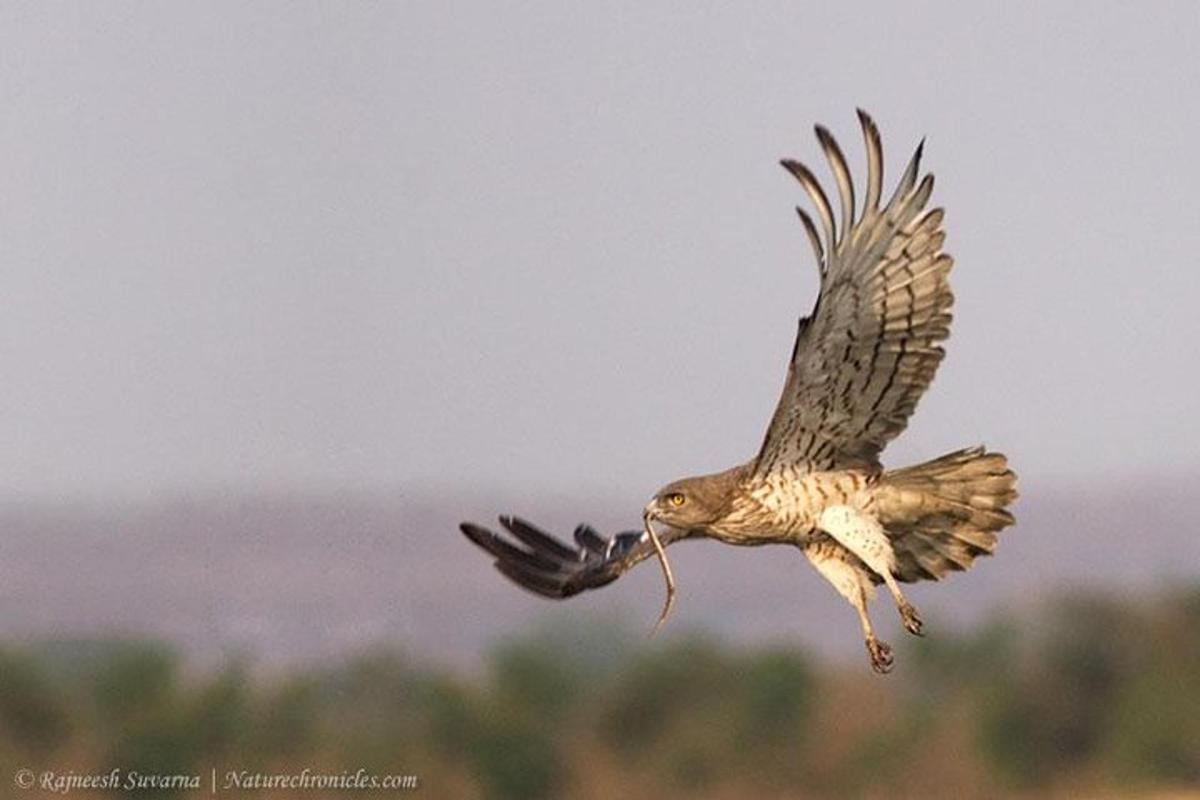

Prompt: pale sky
[{"left": 2, "top": 2, "right": 1198, "bottom": 504}]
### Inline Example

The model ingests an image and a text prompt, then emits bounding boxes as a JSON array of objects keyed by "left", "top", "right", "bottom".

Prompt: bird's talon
[
  {"left": 866, "top": 635, "right": 893, "bottom": 674},
  {"left": 899, "top": 602, "right": 924, "bottom": 636}
]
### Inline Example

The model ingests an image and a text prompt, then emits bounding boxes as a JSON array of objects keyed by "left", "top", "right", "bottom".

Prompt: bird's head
[{"left": 644, "top": 469, "right": 740, "bottom": 531}]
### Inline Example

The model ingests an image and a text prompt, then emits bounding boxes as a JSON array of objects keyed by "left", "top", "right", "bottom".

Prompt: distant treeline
[{"left": 1, "top": 588, "right": 1198, "bottom": 799}]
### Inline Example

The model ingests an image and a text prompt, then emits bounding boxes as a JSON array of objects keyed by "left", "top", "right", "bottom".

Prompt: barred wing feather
[{"left": 755, "top": 110, "right": 954, "bottom": 475}]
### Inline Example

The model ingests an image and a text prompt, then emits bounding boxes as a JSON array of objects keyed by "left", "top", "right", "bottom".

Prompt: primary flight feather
[{"left": 461, "top": 110, "right": 1017, "bottom": 673}]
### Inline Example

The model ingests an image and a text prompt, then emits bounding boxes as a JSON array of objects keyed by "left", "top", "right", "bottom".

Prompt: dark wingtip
[
  {"left": 461, "top": 519, "right": 560, "bottom": 572},
  {"left": 780, "top": 158, "right": 817, "bottom": 184},
  {"left": 915, "top": 137, "right": 926, "bottom": 160},
  {"left": 494, "top": 559, "right": 567, "bottom": 599},
  {"left": 501, "top": 515, "right": 577, "bottom": 560},
  {"left": 814, "top": 124, "right": 845, "bottom": 158},
  {"left": 574, "top": 524, "right": 607, "bottom": 555},
  {"left": 460, "top": 521, "right": 490, "bottom": 547}
]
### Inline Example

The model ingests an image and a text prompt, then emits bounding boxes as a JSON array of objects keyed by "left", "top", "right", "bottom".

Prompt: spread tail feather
[{"left": 875, "top": 446, "right": 1017, "bottom": 583}]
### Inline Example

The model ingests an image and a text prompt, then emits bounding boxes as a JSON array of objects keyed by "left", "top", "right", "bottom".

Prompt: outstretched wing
[
  {"left": 460, "top": 516, "right": 688, "bottom": 599},
  {"left": 755, "top": 110, "right": 954, "bottom": 476}
]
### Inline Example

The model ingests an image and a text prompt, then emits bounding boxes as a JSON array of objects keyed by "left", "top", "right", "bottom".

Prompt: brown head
[{"left": 643, "top": 465, "right": 744, "bottom": 532}]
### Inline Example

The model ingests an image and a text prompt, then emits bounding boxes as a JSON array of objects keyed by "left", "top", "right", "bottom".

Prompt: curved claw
[
  {"left": 899, "top": 602, "right": 925, "bottom": 637},
  {"left": 866, "top": 635, "right": 894, "bottom": 674}
]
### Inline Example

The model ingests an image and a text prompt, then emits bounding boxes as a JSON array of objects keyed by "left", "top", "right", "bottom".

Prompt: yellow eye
[{"left": 667, "top": 492, "right": 685, "bottom": 507}]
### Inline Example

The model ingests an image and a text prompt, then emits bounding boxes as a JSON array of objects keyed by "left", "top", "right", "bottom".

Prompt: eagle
[{"left": 461, "top": 110, "right": 1017, "bottom": 673}]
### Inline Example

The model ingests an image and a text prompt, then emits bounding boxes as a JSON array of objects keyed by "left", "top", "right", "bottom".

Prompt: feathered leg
[
  {"left": 819, "top": 505, "right": 924, "bottom": 637},
  {"left": 803, "top": 540, "right": 893, "bottom": 674}
]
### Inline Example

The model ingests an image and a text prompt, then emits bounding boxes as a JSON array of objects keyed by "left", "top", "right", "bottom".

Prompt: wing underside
[{"left": 755, "top": 111, "right": 955, "bottom": 476}]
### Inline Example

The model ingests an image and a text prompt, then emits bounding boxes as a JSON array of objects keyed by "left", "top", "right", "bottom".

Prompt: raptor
[{"left": 461, "top": 110, "right": 1017, "bottom": 673}]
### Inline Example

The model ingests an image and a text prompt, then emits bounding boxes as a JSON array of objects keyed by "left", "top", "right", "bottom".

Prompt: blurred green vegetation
[{"left": 1, "top": 588, "right": 1198, "bottom": 799}]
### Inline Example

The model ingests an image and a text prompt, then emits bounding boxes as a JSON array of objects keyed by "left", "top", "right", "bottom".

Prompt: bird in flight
[{"left": 461, "top": 110, "right": 1017, "bottom": 673}]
